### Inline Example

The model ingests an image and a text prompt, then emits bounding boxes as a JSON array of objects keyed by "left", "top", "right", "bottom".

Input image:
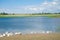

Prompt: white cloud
[
  {"left": 0, "top": 0, "right": 60, "bottom": 13},
  {"left": 0, "top": 8, "right": 10, "bottom": 13},
  {"left": 13, "top": 0, "right": 60, "bottom": 13},
  {"left": 29, "top": 8, "right": 38, "bottom": 11},
  {"left": 0, "top": 9, "right": 5, "bottom": 12},
  {"left": 26, "top": 0, "right": 60, "bottom": 13},
  {"left": 52, "top": 2, "right": 57, "bottom": 5},
  {"left": 39, "top": 8, "right": 45, "bottom": 11},
  {"left": 42, "top": 1, "right": 48, "bottom": 5}
]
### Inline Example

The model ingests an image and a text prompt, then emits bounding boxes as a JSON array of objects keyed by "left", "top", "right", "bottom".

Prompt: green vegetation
[
  {"left": 0, "top": 12, "right": 60, "bottom": 17},
  {"left": 0, "top": 12, "right": 8, "bottom": 15}
]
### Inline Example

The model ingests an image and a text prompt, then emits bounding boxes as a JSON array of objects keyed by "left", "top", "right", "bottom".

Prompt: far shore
[{"left": 0, "top": 14, "right": 60, "bottom": 18}]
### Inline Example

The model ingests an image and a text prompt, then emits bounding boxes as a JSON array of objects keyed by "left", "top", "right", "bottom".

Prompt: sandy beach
[{"left": 0, "top": 33, "right": 60, "bottom": 40}]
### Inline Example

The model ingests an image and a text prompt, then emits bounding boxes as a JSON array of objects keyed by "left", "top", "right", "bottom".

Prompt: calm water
[{"left": 0, "top": 17, "right": 60, "bottom": 33}]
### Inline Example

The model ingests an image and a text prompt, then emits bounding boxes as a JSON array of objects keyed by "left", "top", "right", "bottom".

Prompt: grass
[
  {"left": 0, "top": 14, "right": 60, "bottom": 18},
  {"left": 0, "top": 33, "right": 60, "bottom": 40}
]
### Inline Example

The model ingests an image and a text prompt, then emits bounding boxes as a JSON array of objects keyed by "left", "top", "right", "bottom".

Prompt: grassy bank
[
  {"left": 0, "top": 14, "right": 60, "bottom": 18},
  {"left": 0, "top": 33, "right": 60, "bottom": 40}
]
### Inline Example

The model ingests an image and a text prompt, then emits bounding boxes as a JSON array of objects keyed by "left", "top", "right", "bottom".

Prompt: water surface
[{"left": 0, "top": 17, "right": 60, "bottom": 33}]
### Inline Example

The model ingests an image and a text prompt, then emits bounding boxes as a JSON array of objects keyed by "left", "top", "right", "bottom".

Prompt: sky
[{"left": 0, "top": 0, "right": 60, "bottom": 14}]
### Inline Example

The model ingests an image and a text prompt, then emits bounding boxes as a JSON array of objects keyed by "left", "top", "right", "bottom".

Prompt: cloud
[
  {"left": 24, "top": 0, "right": 60, "bottom": 13},
  {"left": 42, "top": 1, "right": 48, "bottom": 5},
  {"left": 52, "top": 2, "right": 57, "bottom": 5},
  {"left": 0, "top": 0, "right": 60, "bottom": 13},
  {"left": 0, "top": 8, "right": 10, "bottom": 13},
  {"left": 25, "top": 7, "right": 38, "bottom": 11}
]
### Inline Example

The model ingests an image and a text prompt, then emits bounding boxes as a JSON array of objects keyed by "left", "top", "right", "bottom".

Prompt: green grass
[
  {"left": 0, "top": 14, "right": 60, "bottom": 18},
  {"left": 0, "top": 33, "right": 60, "bottom": 40}
]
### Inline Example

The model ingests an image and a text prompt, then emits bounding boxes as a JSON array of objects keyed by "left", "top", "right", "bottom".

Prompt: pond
[{"left": 0, "top": 16, "right": 60, "bottom": 33}]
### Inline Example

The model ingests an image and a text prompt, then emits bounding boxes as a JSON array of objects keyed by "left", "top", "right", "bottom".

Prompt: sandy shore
[{"left": 0, "top": 33, "right": 60, "bottom": 40}]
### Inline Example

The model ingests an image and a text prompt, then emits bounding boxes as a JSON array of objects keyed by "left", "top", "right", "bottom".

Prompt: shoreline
[
  {"left": 0, "top": 14, "right": 60, "bottom": 18},
  {"left": 0, "top": 33, "right": 60, "bottom": 40}
]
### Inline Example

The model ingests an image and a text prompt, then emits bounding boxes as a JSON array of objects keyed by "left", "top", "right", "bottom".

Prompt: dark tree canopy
[{"left": 0, "top": 12, "right": 8, "bottom": 15}]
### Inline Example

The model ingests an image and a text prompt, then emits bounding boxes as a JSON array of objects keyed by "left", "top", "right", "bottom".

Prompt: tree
[{"left": 0, "top": 12, "right": 8, "bottom": 15}]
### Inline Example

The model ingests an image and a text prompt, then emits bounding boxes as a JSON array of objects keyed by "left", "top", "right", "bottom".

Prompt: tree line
[
  {"left": 0, "top": 12, "right": 60, "bottom": 15},
  {"left": 0, "top": 12, "right": 15, "bottom": 15}
]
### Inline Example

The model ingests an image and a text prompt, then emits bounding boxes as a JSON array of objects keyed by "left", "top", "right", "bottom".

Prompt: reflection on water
[{"left": 0, "top": 17, "right": 60, "bottom": 33}]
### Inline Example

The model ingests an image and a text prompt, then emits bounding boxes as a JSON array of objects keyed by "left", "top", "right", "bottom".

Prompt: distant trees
[
  {"left": 12, "top": 13, "right": 15, "bottom": 15},
  {"left": 58, "top": 12, "right": 60, "bottom": 14},
  {"left": 31, "top": 13, "right": 52, "bottom": 15},
  {"left": 0, "top": 12, "right": 60, "bottom": 15},
  {"left": 0, "top": 12, "right": 15, "bottom": 15},
  {"left": 31, "top": 12, "right": 60, "bottom": 15},
  {"left": 0, "top": 12, "right": 8, "bottom": 15}
]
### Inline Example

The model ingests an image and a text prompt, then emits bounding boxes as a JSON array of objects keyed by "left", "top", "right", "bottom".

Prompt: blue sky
[{"left": 0, "top": 0, "right": 60, "bottom": 13}]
